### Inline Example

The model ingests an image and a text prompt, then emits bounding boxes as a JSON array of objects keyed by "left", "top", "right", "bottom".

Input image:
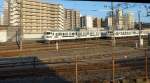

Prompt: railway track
[
  {"left": 0, "top": 42, "right": 143, "bottom": 57},
  {"left": 0, "top": 42, "right": 108, "bottom": 56},
  {"left": 0, "top": 37, "right": 149, "bottom": 82},
  {"left": 0, "top": 56, "right": 149, "bottom": 80},
  {"left": 0, "top": 39, "right": 109, "bottom": 50},
  {"left": 0, "top": 38, "right": 147, "bottom": 51}
]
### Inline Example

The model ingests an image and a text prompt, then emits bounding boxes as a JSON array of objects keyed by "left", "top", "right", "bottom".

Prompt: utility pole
[
  {"left": 19, "top": 0, "right": 23, "bottom": 51},
  {"left": 145, "top": 49, "right": 149, "bottom": 83},
  {"left": 145, "top": 5, "right": 150, "bottom": 82},
  {"left": 8, "top": 0, "right": 20, "bottom": 48},
  {"left": 126, "top": 3, "right": 129, "bottom": 30},
  {"left": 112, "top": 53, "right": 115, "bottom": 83},
  {"left": 75, "top": 55, "right": 78, "bottom": 83},
  {"left": 138, "top": 11, "right": 142, "bottom": 48},
  {"left": 111, "top": 2, "right": 116, "bottom": 47},
  {"left": 111, "top": 2, "right": 116, "bottom": 83}
]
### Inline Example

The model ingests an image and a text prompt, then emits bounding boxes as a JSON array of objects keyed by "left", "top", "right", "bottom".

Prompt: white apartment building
[
  {"left": 80, "top": 16, "right": 93, "bottom": 30},
  {"left": 7, "top": 0, "right": 65, "bottom": 39}
]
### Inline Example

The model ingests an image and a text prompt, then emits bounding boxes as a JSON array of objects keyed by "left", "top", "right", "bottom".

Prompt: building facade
[
  {"left": 105, "top": 8, "right": 135, "bottom": 30},
  {"left": 0, "top": 15, "right": 4, "bottom": 25},
  {"left": 9, "top": 0, "right": 64, "bottom": 34},
  {"left": 64, "top": 9, "right": 80, "bottom": 30},
  {"left": 93, "top": 17, "right": 101, "bottom": 28},
  {"left": 3, "top": 0, "right": 9, "bottom": 25},
  {"left": 115, "top": 8, "right": 124, "bottom": 30},
  {"left": 106, "top": 17, "right": 112, "bottom": 30},
  {"left": 125, "top": 11, "right": 135, "bottom": 30},
  {"left": 80, "top": 16, "right": 93, "bottom": 30}
]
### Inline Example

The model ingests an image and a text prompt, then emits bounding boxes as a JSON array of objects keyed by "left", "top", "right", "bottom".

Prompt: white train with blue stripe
[{"left": 43, "top": 30, "right": 150, "bottom": 41}]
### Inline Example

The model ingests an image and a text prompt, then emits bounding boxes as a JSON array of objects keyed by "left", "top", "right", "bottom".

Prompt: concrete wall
[
  {"left": 23, "top": 34, "right": 44, "bottom": 40},
  {"left": 0, "top": 30, "right": 7, "bottom": 42}
]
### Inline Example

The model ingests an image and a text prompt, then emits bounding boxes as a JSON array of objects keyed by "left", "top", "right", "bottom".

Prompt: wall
[
  {"left": 0, "top": 30, "right": 7, "bottom": 42},
  {"left": 23, "top": 34, "right": 44, "bottom": 40}
]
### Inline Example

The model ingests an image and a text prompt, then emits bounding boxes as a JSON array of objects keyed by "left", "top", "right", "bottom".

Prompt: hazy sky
[{"left": 0, "top": 0, "right": 149, "bottom": 23}]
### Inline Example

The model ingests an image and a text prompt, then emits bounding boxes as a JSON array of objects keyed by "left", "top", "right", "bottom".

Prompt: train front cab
[{"left": 43, "top": 31, "right": 54, "bottom": 43}]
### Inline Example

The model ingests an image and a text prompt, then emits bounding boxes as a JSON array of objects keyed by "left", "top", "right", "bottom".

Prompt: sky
[{"left": 0, "top": 0, "right": 149, "bottom": 23}]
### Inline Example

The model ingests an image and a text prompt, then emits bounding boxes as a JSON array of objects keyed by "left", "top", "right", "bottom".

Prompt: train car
[
  {"left": 43, "top": 30, "right": 102, "bottom": 41},
  {"left": 44, "top": 31, "right": 78, "bottom": 40},
  {"left": 141, "top": 30, "right": 150, "bottom": 35},
  {"left": 43, "top": 30, "right": 150, "bottom": 41},
  {"left": 100, "top": 30, "right": 109, "bottom": 38},
  {"left": 106, "top": 30, "right": 150, "bottom": 37},
  {"left": 105, "top": 30, "right": 140, "bottom": 37},
  {"left": 114, "top": 30, "right": 139, "bottom": 37}
]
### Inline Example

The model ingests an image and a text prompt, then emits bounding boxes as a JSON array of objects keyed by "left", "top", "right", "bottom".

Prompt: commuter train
[{"left": 43, "top": 30, "right": 150, "bottom": 41}]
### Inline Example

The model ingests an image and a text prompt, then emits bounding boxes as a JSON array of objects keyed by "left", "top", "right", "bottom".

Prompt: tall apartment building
[
  {"left": 124, "top": 11, "right": 135, "bottom": 29},
  {"left": 0, "top": 15, "right": 4, "bottom": 25},
  {"left": 9, "top": 0, "right": 64, "bottom": 34},
  {"left": 64, "top": 9, "right": 80, "bottom": 30},
  {"left": 80, "top": 16, "right": 93, "bottom": 30},
  {"left": 105, "top": 17, "right": 112, "bottom": 30},
  {"left": 115, "top": 8, "right": 124, "bottom": 30},
  {"left": 93, "top": 17, "right": 101, "bottom": 28},
  {"left": 3, "top": 0, "right": 9, "bottom": 25}
]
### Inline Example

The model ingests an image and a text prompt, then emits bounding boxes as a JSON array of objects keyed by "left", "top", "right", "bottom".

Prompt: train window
[
  {"left": 115, "top": 32, "right": 119, "bottom": 35},
  {"left": 75, "top": 32, "right": 77, "bottom": 35},
  {"left": 83, "top": 32, "right": 86, "bottom": 36},
  {"left": 46, "top": 32, "right": 51, "bottom": 34},
  {"left": 78, "top": 32, "right": 81, "bottom": 36},
  {"left": 62, "top": 33, "right": 64, "bottom": 36},
  {"left": 55, "top": 33, "right": 58, "bottom": 36},
  {"left": 65, "top": 32, "right": 68, "bottom": 36},
  {"left": 58, "top": 32, "right": 62, "bottom": 35},
  {"left": 69, "top": 32, "right": 71, "bottom": 36},
  {"left": 72, "top": 32, "right": 74, "bottom": 35},
  {"left": 85, "top": 32, "right": 88, "bottom": 36},
  {"left": 77, "top": 32, "right": 79, "bottom": 36}
]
